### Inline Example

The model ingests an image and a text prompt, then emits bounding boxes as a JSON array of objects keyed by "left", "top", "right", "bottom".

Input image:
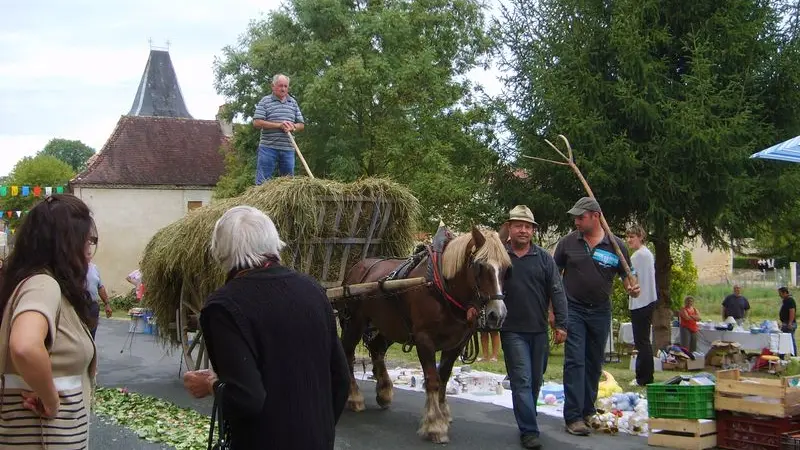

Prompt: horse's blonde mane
[{"left": 440, "top": 229, "right": 512, "bottom": 279}]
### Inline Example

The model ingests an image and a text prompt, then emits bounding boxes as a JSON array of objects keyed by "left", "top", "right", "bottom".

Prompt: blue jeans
[
  {"left": 563, "top": 301, "right": 611, "bottom": 425},
  {"left": 255, "top": 146, "right": 295, "bottom": 185},
  {"left": 501, "top": 331, "right": 549, "bottom": 438}
]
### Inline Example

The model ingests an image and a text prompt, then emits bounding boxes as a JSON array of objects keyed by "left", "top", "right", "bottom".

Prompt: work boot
[
  {"left": 520, "top": 434, "right": 542, "bottom": 449},
  {"left": 565, "top": 420, "right": 591, "bottom": 436}
]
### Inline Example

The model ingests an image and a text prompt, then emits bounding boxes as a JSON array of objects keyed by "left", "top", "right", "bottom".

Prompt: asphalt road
[{"left": 92, "top": 318, "right": 651, "bottom": 449}]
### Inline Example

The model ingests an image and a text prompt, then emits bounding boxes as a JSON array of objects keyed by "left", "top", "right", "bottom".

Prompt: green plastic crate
[{"left": 647, "top": 383, "right": 715, "bottom": 419}]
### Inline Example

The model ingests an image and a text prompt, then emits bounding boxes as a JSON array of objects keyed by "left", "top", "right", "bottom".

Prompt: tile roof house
[{"left": 70, "top": 48, "right": 231, "bottom": 294}]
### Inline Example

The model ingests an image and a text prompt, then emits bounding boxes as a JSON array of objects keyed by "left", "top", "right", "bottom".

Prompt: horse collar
[{"left": 427, "top": 245, "right": 471, "bottom": 314}]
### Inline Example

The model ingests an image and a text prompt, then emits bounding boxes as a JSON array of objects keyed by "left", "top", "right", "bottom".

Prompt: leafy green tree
[
  {"left": 39, "top": 138, "right": 95, "bottom": 172},
  {"left": 213, "top": 0, "right": 504, "bottom": 230},
  {"left": 498, "top": 0, "right": 800, "bottom": 348},
  {"left": 0, "top": 155, "right": 74, "bottom": 229}
]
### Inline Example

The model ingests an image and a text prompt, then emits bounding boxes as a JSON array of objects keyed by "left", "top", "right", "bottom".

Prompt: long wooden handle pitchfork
[{"left": 522, "top": 135, "right": 636, "bottom": 285}]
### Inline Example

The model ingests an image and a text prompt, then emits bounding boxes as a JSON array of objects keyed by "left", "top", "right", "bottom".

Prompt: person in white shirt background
[{"left": 626, "top": 224, "right": 658, "bottom": 386}]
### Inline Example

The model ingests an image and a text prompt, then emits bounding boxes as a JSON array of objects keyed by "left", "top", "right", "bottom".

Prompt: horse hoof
[
  {"left": 376, "top": 390, "right": 393, "bottom": 409},
  {"left": 430, "top": 433, "right": 450, "bottom": 444},
  {"left": 347, "top": 399, "right": 366, "bottom": 412}
]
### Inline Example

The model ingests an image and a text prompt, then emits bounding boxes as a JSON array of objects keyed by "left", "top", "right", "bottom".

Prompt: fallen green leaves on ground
[{"left": 94, "top": 387, "right": 210, "bottom": 450}]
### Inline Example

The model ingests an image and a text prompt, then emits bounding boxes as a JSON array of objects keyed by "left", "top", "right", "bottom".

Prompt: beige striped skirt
[{"left": 0, "top": 374, "right": 88, "bottom": 449}]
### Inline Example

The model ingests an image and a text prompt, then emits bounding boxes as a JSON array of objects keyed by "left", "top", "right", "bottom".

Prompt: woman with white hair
[{"left": 182, "top": 205, "right": 350, "bottom": 449}]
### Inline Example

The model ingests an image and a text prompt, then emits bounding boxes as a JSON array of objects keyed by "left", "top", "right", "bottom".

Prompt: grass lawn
[{"left": 692, "top": 284, "right": 782, "bottom": 324}]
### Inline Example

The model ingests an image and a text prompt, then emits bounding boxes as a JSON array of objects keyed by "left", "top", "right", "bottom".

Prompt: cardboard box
[{"left": 662, "top": 355, "right": 705, "bottom": 371}]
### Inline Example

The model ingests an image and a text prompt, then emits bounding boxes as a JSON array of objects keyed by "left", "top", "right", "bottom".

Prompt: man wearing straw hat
[
  {"left": 253, "top": 74, "right": 305, "bottom": 184},
  {"left": 500, "top": 205, "right": 568, "bottom": 449},
  {"left": 554, "top": 197, "right": 639, "bottom": 436}
]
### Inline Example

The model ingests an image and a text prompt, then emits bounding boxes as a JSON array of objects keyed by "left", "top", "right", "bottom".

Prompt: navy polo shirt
[{"left": 501, "top": 244, "right": 568, "bottom": 333}]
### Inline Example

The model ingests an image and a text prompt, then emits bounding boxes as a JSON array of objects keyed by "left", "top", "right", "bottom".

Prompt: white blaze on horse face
[{"left": 484, "top": 262, "right": 507, "bottom": 327}]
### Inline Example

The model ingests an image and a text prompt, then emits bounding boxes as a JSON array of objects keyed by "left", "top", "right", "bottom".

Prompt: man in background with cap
[
  {"left": 501, "top": 205, "right": 568, "bottom": 449},
  {"left": 554, "top": 197, "right": 639, "bottom": 436}
]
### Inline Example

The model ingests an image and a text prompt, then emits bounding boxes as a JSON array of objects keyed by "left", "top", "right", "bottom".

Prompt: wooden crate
[
  {"left": 715, "top": 369, "right": 800, "bottom": 417},
  {"left": 648, "top": 418, "right": 717, "bottom": 450}
]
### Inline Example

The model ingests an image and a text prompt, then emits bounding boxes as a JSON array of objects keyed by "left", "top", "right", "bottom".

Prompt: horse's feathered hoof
[
  {"left": 347, "top": 392, "right": 366, "bottom": 412},
  {"left": 429, "top": 432, "right": 450, "bottom": 444}
]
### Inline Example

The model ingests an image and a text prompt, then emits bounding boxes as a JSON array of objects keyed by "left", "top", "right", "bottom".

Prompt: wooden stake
[
  {"left": 521, "top": 135, "right": 636, "bottom": 286},
  {"left": 287, "top": 132, "right": 315, "bottom": 179}
]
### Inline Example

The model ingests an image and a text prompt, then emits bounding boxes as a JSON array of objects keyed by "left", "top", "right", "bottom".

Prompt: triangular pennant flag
[
  {"left": 45, "top": 186, "right": 52, "bottom": 196},
  {"left": 10, "top": 186, "right": 18, "bottom": 197},
  {"left": 56, "top": 186, "right": 64, "bottom": 194},
  {"left": 5, "top": 211, "right": 11, "bottom": 218},
  {"left": 0, "top": 186, "right": 6, "bottom": 197},
  {"left": 15, "top": 211, "right": 21, "bottom": 218},
  {"left": 21, "top": 186, "right": 29, "bottom": 197},
  {"left": 33, "top": 186, "right": 41, "bottom": 197}
]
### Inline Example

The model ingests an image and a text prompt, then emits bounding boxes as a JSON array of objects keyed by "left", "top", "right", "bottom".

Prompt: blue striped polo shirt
[{"left": 253, "top": 94, "right": 305, "bottom": 151}]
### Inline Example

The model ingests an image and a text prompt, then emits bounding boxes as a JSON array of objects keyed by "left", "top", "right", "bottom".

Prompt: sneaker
[
  {"left": 566, "top": 420, "right": 591, "bottom": 436},
  {"left": 520, "top": 434, "right": 542, "bottom": 449},
  {"left": 628, "top": 379, "right": 640, "bottom": 387},
  {"left": 584, "top": 415, "right": 599, "bottom": 429}
]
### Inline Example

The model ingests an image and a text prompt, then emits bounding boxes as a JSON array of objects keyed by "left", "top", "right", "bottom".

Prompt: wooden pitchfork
[
  {"left": 521, "top": 135, "right": 636, "bottom": 286},
  {"left": 287, "top": 132, "right": 315, "bottom": 179}
]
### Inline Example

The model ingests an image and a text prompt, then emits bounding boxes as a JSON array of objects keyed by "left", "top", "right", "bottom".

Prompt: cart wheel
[{"left": 177, "top": 300, "right": 210, "bottom": 371}]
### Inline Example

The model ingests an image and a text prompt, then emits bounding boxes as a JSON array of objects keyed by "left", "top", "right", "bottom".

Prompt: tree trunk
[{"left": 652, "top": 223, "right": 674, "bottom": 351}]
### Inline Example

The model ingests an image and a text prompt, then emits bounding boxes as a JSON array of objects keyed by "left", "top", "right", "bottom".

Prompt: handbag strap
[{"left": 207, "top": 382, "right": 229, "bottom": 450}]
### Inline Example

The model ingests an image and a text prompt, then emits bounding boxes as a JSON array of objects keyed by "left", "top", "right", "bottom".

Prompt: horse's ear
[
  {"left": 471, "top": 225, "right": 486, "bottom": 248},
  {"left": 498, "top": 222, "right": 509, "bottom": 243}
]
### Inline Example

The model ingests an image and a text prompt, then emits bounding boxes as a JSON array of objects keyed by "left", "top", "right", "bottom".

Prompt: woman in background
[
  {"left": 679, "top": 295, "right": 701, "bottom": 353},
  {"left": 183, "top": 205, "right": 349, "bottom": 449}
]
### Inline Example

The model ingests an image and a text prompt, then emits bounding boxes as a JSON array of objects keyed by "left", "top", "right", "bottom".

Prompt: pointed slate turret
[{"left": 128, "top": 49, "right": 193, "bottom": 118}]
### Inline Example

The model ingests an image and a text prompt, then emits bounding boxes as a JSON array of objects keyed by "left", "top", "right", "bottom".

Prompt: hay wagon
[{"left": 139, "top": 178, "right": 422, "bottom": 372}]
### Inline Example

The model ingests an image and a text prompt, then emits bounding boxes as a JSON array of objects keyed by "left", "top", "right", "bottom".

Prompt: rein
[{"left": 428, "top": 248, "right": 470, "bottom": 312}]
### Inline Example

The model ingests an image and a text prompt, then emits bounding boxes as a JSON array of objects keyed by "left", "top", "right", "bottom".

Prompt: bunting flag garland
[
  {"left": 0, "top": 185, "right": 67, "bottom": 198},
  {"left": 0, "top": 210, "right": 26, "bottom": 219}
]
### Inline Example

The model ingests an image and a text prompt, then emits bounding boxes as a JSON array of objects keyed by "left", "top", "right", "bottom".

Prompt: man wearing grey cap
[
  {"left": 500, "top": 205, "right": 568, "bottom": 449},
  {"left": 554, "top": 197, "right": 640, "bottom": 436}
]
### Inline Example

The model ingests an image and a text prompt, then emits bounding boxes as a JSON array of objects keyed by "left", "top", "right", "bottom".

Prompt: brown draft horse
[{"left": 338, "top": 226, "right": 512, "bottom": 444}]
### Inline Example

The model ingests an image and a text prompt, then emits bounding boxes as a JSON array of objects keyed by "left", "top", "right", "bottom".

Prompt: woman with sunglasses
[{"left": 0, "top": 194, "right": 97, "bottom": 449}]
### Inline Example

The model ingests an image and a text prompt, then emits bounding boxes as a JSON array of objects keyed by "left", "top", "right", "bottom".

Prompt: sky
[{"left": 0, "top": 0, "right": 503, "bottom": 177}]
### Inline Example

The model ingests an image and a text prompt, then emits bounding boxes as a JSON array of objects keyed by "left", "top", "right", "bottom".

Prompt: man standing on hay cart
[{"left": 253, "top": 73, "right": 305, "bottom": 184}]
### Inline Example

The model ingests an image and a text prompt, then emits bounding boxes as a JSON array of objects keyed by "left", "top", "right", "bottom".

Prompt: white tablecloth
[{"left": 617, "top": 322, "right": 795, "bottom": 356}]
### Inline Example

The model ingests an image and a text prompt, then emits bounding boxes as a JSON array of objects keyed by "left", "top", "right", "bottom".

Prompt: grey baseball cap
[{"left": 567, "top": 196, "right": 602, "bottom": 216}]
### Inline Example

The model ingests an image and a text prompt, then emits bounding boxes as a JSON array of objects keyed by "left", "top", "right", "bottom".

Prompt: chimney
[{"left": 217, "top": 105, "right": 233, "bottom": 137}]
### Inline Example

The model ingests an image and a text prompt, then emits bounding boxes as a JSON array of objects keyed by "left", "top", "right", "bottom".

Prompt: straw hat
[{"left": 507, "top": 205, "right": 538, "bottom": 226}]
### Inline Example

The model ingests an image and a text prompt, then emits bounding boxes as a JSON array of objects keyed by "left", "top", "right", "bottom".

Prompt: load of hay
[{"left": 140, "top": 177, "right": 420, "bottom": 343}]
